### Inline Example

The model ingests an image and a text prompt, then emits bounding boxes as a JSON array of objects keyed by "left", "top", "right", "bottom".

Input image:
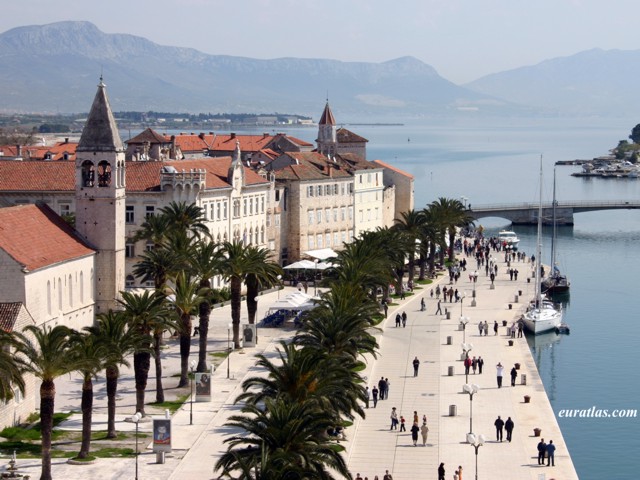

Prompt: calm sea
[{"left": 177, "top": 115, "right": 640, "bottom": 479}]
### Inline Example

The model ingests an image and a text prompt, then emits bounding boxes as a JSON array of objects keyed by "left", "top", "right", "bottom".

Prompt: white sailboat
[
  {"left": 522, "top": 159, "right": 563, "bottom": 335},
  {"left": 541, "top": 167, "right": 570, "bottom": 295}
]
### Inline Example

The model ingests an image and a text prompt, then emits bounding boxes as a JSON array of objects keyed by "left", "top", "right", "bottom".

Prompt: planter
[
  {"left": 508, "top": 340, "right": 514, "bottom": 346},
  {"left": 524, "top": 395, "right": 531, "bottom": 404},
  {"left": 502, "top": 320, "right": 508, "bottom": 326},
  {"left": 527, "top": 278, "right": 531, "bottom": 283},
  {"left": 533, "top": 427, "right": 541, "bottom": 436},
  {"left": 515, "top": 363, "right": 521, "bottom": 370},
  {"left": 508, "top": 304, "right": 513, "bottom": 310},
  {"left": 518, "top": 290, "right": 523, "bottom": 296}
]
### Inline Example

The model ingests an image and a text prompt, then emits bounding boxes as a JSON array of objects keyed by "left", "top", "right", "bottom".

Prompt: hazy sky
[{"left": 2, "top": 0, "right": 639, "bottom": 84}]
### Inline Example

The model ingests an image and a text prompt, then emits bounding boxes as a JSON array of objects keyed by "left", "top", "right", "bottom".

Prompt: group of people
[
  {"left": 394, "top": 311, "right": 408, "bottom": 327},
  {"left": 365, "top": 377, "right": 391, "bottom": 408},
  {"left": 390, "top": 408, "right": 430, "bottom": 446},
  {"left": 437, "top": 463, "right": 463, "bottom": 480},
  {"left": 537, "top": 438, "right": 557, "bottom": 466},
  {"left": 354, "top": 469, "right": 394, "bottom": 480},
  {"left": 494, "top": 415, "right": 515, "bottom": 442},
  {"left": 463, "top": 355, "right": 484, "bottom": 374}
]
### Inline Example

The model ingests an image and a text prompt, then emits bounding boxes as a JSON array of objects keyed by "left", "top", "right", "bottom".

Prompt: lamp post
[
  {"left": 132, "top": 411, "right": 142, "bottom": 480},
  {"left": 471, "top": 272, "right": 477, "bottom": 307},
  {"left": 467, "top": 433, "right": 486, "bottom": 480},
  {"left": 254, "top": 297, "right": 260, "bottom": 344},
  {"left": 460, "top": 292, "right": 466, "bottom": 316},
  {"left": 461, "top": 196, "right": 468, "bottom": 209},
  {"left": 276, "top": 274, "right": 282, "bottom": 299},
  {"left": 461, "top": 343, "right": 473, "bottom": 383},
  {"left": 313, "top": 259, "right": 319, "bottom": 296},
  {"left": 227, "top": 323, "right": 232, "bottom": 379},
  {"left": 460, "top": 316, "right": 470, "bottom": 343},
  {"left": 463, "top": 383, "right": 480, "bottom": 434},
  {"left": 189, "top": 359, "right": 196, "bottom": 425}
]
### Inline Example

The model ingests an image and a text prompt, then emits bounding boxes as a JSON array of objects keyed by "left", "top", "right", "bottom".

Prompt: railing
[{"left": 471, "top": 200, "right": 640, "bottom": 211}]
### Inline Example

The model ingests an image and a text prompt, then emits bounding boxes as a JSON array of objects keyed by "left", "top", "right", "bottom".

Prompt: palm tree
[
  {"left": 244, "top": 245, "right": 283, "bottom": 325},
  {"left": 187, "top": 240, "right": 223, "bottom": 372},
  {"left": 13, "top": 324, "right": 79, "bottom": 480},
  {"left": 132, "top": 246, "right": 181, "bottom": 291},
  {"left": 393, "top": 209, "right": 426, "bottom": 284},
  {"left": 118, "top": 290, "right": 172, "bottom": 414},
  {"left": 0, "top": 331, "right": 25, "bottom": 402},
  {"left": 418, "top": 206, "right": 442, "bottom": 278},
  {"left": 68, "top": 330, "right": 107, "bottom": 459},
  {"left": 429, "top": 197, "right": 475, "bottom": 263},
  {"left": 215, "top": 398, "right": 351, "bottom": 480},
  {"left": 85, "top": 311, "right": 147, "bottom": 439},
  {"left": 132, "top": 212, "right": 170, "bottom": 246},
  {"left": 159, "top": 201, "right": 210, "bottom": 240},
  {"left": 166, "top": 271, "right": 209, "bottom": 387},
  {"left": 217, "top": 240, "right": 254, "bottom": 348}
]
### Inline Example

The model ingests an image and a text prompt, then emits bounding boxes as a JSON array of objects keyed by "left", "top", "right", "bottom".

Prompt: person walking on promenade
[
  {"left": 413, "top": 356, "right": 420, "bottom": 377},
  {"left": 413, "top": 411, "right": 419, "bottom": 424},
  {"left": 464, "top": 356, "right": 472, "bottom": 376},
  {"left": 399, "top": 415, "right": 406, "bottom": 432},
  {"left": 471, "top": 356, "right": 478, "bottom": 374},
  {"left": 390, "top": 407, "right": 398, "bottom": 430},
  {"left": 438, "top": 463, "right": 446, "bottom": 480},
  {"left": 421, "top": 298, "right": 426, "bottom": 311},
  {"left": 435, "top": 300, "right": 442, "bottom": 315},
  {"left": 496, "top": 362, "right": 504, "bottom": 388},
  {"left": 436, "top": 285, "right": 441, "bottom": 299},
  {"left": 420, "top": 422, "right": 429, "bottom": 446},
  {"left": 372, "top": 386, "right": 379, "bottom": 408},
  {"left": 510, "top": 365, "right": 518, "bottom": 386},
  {"left": 484, "top": 321, "right": 489, "bottom": 336},
  {"left": 365, "top": 386, "right": 370, "bottom": 408},
  {"left": 383, "top": 470, "right": 393, "bottom": 480},
  {"left": 395, "top": 313, "right": 401, "bottom": 327},
  {"left": 383, "top": 302, "right": 388, "bottom": 318},
  {"left": 453, "top": 469, "right": 459, "bottom": 480},
  {"left": 493, "top": 321, "right": 498, "bottom": 335},
  {"left": 385, "top": 378, "right": 390, "bottom": 398},
  {"left": 378, "top": 377, "right": 386, "bottom": 400},
  {"left": 505, "top": 417, "right": 514, "bottom": 442},
  {"left": 537, "top": 438, "right": 547, "bottom": 465},
  {"left": 517, "top": 320, "right": 524, "bottom": 338},
  {"left": 401, "top": 311, "right": 407, "bottom": 327},
  {"left": 478, "top": 322, "right": 483, "bottom": 336},
  {"left": 410, "top": 421, "right": 420, "bottom": 446},
  {"left": 514, "top": 268, "right": 519, "bottom": 280},
  {"left": 477, "top": 356, "right": 484, "bottom": 374},
  {"left": 546, "top": 440, "right": 556, "bottom": 466},
  {"left": 494, "top": 415, "right": 505, "bottom": 442}
]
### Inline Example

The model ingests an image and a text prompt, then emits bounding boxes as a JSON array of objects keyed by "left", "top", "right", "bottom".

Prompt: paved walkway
[{"left": 6, "top": 251, "right": 579, "bottom": 480}]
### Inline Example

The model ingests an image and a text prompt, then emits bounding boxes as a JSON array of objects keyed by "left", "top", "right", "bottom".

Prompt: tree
[
  {"left": 243, "top": 246, "right": 283, "bottom": 325},
  {"left": 159, "top": 201, "right": 210, "bottom": 240},
  {"left": 393, "top": 209, "right": 426, "bottom": 283},
  {"left": 118, "top": 290, "right": 172, "bottom": 414},
  {"left": 0, "top": 331, "right": 25, "bottom": 402},
  {"left": 429, "top": 197, "right": 475, "bottom": 263},
  {"left": 85, "top": 311, "right": 147, "bottom": 438},
  {"left": 13, "top": 325, "right": 79, "bottom": 480},
  {"left": 630, "top": 124, "right": 640, "bottom": 144}
]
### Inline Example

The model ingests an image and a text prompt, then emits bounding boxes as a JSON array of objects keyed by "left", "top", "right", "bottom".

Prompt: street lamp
[
  {"left": 189, "top": 359, "right": 196, "bottom": 425},
  {"left": 461, "top": 196, "right": 468, "bottom": 209},
  {"left": 460, "top": 316, "right": 470, "bottom": 343},
  {"left": 463, "top": 383, "right": 480, "bottom": 434},
  {"left": 467, "top": 433, "right": 486, "bottom": 480},
  {"left": 471, "top": 273, "right": 477, "bottom": 307},
  {"left": 227, "top": 323, "right": 232, "bottom": 379},
  {"left": 276, "top": 274, "right": 282, "bottom": 299},
  {"left": 132, "top": 411, "right": 142, "bottom": 480},
  {"left": 461, "top": 343, "right": 473, "bottom": 383},
  {"left": 460, "top": 292, "right": 466, "bottom": 316},
  {"left": 255, "top": 296, "right": 260, "bottom": 344},
  {"left": 313, "top": 259, "right": 319, "bottom": 296}
]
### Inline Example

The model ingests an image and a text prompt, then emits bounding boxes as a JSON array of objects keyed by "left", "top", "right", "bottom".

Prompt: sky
[{"left": 2, "top": 0, "right": 640, "bottom": 84}]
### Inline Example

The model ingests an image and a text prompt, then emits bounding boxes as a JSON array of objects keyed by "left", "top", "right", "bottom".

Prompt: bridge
[{"left": 468, "top": 200, "right": 640, "bottom": 225}]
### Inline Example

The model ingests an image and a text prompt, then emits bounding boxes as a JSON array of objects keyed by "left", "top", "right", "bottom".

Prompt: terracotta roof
[
  {"left": 337, "top": 127, "right": 368, "bottom": 143},
  {"left": 273, "top": 152, "right": 351, "bottom": 181},
  {"left": 0, "top": 143, "right": 76, "bottom": 161},
  {"left": 0, "top": 204, "right": 95, "bottom": 272},
  {"left": 318, "top": 102, "right": 336, "bottom": 126},
  {"left": 0, "top": 302, "right": 22, "bottom": 332},
  {"left": 372, "top": 159, "right": 415, "bottom": 179},
  {"left": 0, "top": 159, "right": 268, "bottom": 193},
  {"left": 339, "top": 153, "right": 379, "bottom": 171},
  {"left": 126, "top": 128, "right": 168, "bottom": 145}
]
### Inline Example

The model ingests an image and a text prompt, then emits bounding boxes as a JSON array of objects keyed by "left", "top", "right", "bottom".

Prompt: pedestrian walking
[
  {"left": 385, "top": 378, "right": 390, "bottom": 398},
  {"left": 477, "top": 356, "right": 484, "bottom": 374},
  {"left": 464, "top": 356, "right": 472, "bottom": 375},
  {"left": 494, "top": 415, "right": 505, "bottom": 442},
  {"left": 493, "top": 320, "right": 498, "bottom": 335},
  {"left": 517, "top": 321, "right": 524, "bottom": 338},
  {"left": 401, "top": 311, "right": 407, "bottom": 328},
  {"left": 505, "top": 417, "right": 514, "bottom": 442},
  {"left": 372, "top": 386, "right": 379, "bottom": 408},
  {"left": 546, "top": 440, "right": 556, "bottom": 466},
  {"left": 435, "top": 300, "right": 442, "bottom": 315},
  {"left": 383, "top": 303, "right": 388, "bottom": 317},
  {"left": 378, "top": 377, "right": 386, "bottom": 400},
  {"left": 410, "top": 422, "right": 420, "bottom": 446},
  {"left": 478, "top": 322, "right": 483, "bottom": 336},
  {"left": 365, "top": 386, "right": 370, "bottom": 408},
  {"left": 537, "top": 438, "right": 547, "bottom": 465},
  {"left": 438, "top": 463, "right": 446, "bottom": 480},
  {"left": 420, "top": 422, "right": 429, "bottom": 446},
  {"left": 383, "top": 470, "right": 393, "bottom": 480},
  {"left": 484, "top": 320, "right": 489, "bottom": 336},
  {"left": 496, "top": 362, "right": 504, "bottom": 388},
  {"left": 471, "top": 356, "right": 478, "bottom": 374},
  {"left": 412, "top": 356, "right": 420, "bottom": 377},
  {"left": 390, "top": 407, "right": 398, "bottom": 430},
  {"left": 510, "top": 365, "right": 518, "bottom": 387},
  {"left": 395, "top": 313, "right": 401, "bottom": 327},
  {"left": 436, "top": 285, "right": 441, "bottom": 299},
  {"left": 399, "top": 415, "right": 406, "bottom": 432},
  {"left": 421, "top": 298, "right": 426, "bottom": 311}
]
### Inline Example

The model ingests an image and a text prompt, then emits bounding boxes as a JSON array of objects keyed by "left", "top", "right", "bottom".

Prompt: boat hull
[{"left": 522, "top": 306, "right": 563, "bottom": 335}]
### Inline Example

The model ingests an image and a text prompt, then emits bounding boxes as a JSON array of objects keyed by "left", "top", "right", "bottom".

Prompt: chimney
[
  {"left": 16, "top": 145, "right": 21, "bottom": 157},
  {"left": 64, "top": 137, "right": 69, "bottom": 144},
  {"left": 327, "top": 164, "right": 333, "bottom": 177},
  {"left": 199, "top": 133, "right": 205, "bottom": 139},
  {"left": 263, "top": 133, "right": 269, "bottom": 138},
  {"left": 231, "top": 133, "right": 236, "bottom": 139}
]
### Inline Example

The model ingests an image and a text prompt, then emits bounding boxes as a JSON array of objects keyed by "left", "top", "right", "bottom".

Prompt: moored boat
[{"left": 498, "top": 230, "right": 520, "bottom": 247}]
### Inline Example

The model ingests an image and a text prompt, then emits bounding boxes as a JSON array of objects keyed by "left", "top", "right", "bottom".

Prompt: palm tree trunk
[
  {"left": 246, "top": 280, "right": 258, "bottom": 324},
  {"left": 197, "top": 299, "right": 211, "bottom": 372},
  {"left": 134, "top": 351, "right": 150, "bottom": 416},
  {"left": 105, "top": 366, "right": 119, "bottom": 439},
  {"left": 154, "top": 332, "right": 165, "bottom": 403},
  {"left": 231, "top": 277, "right": 242, "bottom": 348},
  {"left": 39, "top": 379, "right": 55, "bottom": 480},
  {"left": 448, "top": 231, "right": 456, "bottom": 262},
  {"left": 418, "top": 252, "right": 426, "bottom": 280},
  {"left": 178, "top": 313, "right": 192, "bottom": 387},
  {"left": 78, "top": 375, "right": 93, "bottom": 458}
]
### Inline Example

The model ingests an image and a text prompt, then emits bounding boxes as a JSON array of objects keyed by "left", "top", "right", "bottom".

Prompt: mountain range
[{"left": 0, "top": 21, "right": 637, "bottom": 118}]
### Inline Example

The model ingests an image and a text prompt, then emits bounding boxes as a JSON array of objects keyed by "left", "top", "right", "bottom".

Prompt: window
[
  {"left": 333, "top": 208, "right": 338, "bottom": 222},
  {"left": 325, "top": 208, "right": 330, "bottom": 223},
  {"left": 348, "top": 183, "right": 354, "bottom": 194},
  {"left": 146, "top": 241, "right": 154, "bottom": 252},
  {"left": 359, "top": 174, "right": 363, "bottom": 184},
  {"left": 125, "top": 243, "right": 136, "bottom": 258},
  {"left": 349, "top": 207, "right": 353, "bottom": 220},
  {"left": 261, "top": 196, "right": 265, "bottom": 213},
  {"left": 59, "top": 204, "right": 71, "bottom": 216},
  {"left": 341, "top": 231, "right": 347, "bottom": 243},
  {"left": 125, "top": 275, "right": 135, "bottom": 287},
  {"left": 367, "top": 173, "right": 371, "bottom": 183},
  {"left": 243, "top": 199, "right": 247, "bottom": 215},
  {"left": 308, "top": 235, "right": 315, "bottom": 249},
  {"left": 223, "top": 201, "right": 228, "bottom": 219},
  {"left": 359, "top": 209, "right": 364, "bottom": 222},
  {"left": 217, "top": 202, "right": 221, "bottom": 220},
  {"left": 375, "top": 207, "right": 379, "bottom": 220},
  {"left": 317, "top": 185, "right": 322, "bottom": 196},
  {"left": 341, "top": 207, "right": 346, "bottom": 221},
  {"left": 145, "top": 205, "right": 155, "bottom": 218},
  {"left": 334, "top": 184, "right": 338, "bottom": 195},
  {"left": 275, "top": 190, "right": 281, "bottom": 201},
  {"left": 126, "top": 205, "right": 135, "bottom": 224},
  {"left": 249, "top": 198, "right": 253, "bottom": 215},
  {"left": 341, "top": 184, "right": 345, "bottom": 195},
  {"left": 325, "top": 233, "right": 331, "bottom": 247},
  {"left": 316, "top": 234, "right": 323, "bottom": 248},
  {"left": 367, "top": 208, "right": 371, "bottom": 221},
  {"left": 333, "top": 232, "right": 339, "bottom": 246},
  {"left": 210, "top": 203, "right": 214, "bottom": 220},
  {"left": 308, "top": 210, "right": 315, "bottom": 225},
  {"left": 275, "top": 213, "right": 280, "bottom": 226},
  {"left": 233, "top": 200, "right": 240, "bottom": 218},
  {"left": 261, "top": 226, "right": 265, "bottom": 243},
  {"left": 308, "top": 185, "right": 314, "bottom": 197},
  {"left": 316, "top": 209, "right": 322, "bottom": 224},
  {"left": 325, "top": 185, "right": 331, "bottom": 195}
]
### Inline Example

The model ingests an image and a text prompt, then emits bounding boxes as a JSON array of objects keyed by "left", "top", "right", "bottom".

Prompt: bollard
[
  {"left": 514, "top": 295, "right": 519, "bottom": 303},
  {"left": 449, "top": 405, "right": 457, "bottom": 416},
  {"left": 447, "top": 336, "right": 453, "bottom": 345},
  {"left": 521, "top": 374, "right": 527, "bottom": 385},
  {"left": 446, "top": 311, "right": 451, "bottom": 320},
  {"left": 156, "top": 451, "right": 165, "bottom": 464},
  {"left": 490, "top": 283, "right": 495, "bottom": 290},
  {"left": 448, "top": 366, "right": 454, "bottom": 376}
]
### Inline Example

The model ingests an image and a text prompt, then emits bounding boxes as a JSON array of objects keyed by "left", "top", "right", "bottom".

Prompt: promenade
[{"left": 5, "top": 250, "right": 579, "bottom": 480}]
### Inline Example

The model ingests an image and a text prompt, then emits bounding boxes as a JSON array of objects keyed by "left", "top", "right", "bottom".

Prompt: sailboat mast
[
  {"left": 551, "top": 167, "right": 557, "bottom": 269},
  {"left": 535, "top": 157, "right": 543, "bottom": 303}
]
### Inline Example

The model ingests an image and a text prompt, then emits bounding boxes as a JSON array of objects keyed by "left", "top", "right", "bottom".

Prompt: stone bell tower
[
  {"left": 316, "top": 100, "right": 337, "bottom": 157},
  {"left": 75, "top": 77, "right": 126, "bottom": 314}
]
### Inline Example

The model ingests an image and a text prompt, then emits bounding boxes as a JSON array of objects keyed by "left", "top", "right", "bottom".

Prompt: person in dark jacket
[
  {"left": 410, "top": 422, "right": 420, "bottom": 446},
  {"left": 537, "top": 438, "right": 547, "bottom": 465},
  {"left": 505, "top": 417, "right": 514, "bottom": 442},
  {"left": 510, "top": 366, "right": 518, "bottom": 386},
  {"left": 438, "top": 463, "right": 445, "bottom": 480},
  {"left": 494, "top": 415, "right": 505, "bottom": 442}
]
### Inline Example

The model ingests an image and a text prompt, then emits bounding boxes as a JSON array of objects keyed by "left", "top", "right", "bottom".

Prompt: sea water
[{"left": 254, "top": 115, "right": 640, "bottom": 479}]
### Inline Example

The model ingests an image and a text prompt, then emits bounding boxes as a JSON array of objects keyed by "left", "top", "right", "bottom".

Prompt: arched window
[
  {"left": 57, "top": 277, "right": 62, "bottom": 311},
  {"left": 98, "top": 161, "right": 112, "bottom": 187},
  {"left": 82, "top": 160, "right": 95, "bottom": 187},
  {"left": 80, "top": 271, "right": 84, "bottom": 304},
  {"left": 68, "top": 274, "right": 73, "bottom": 307},
  {"left": 47, "top": 280, "right": 52, "bottom": 315},
  {"left": 261, "top": 226, "right": 265, "bottom": 244},
  {"left": 125, "top": 275, "right": 135, "bottom": 287}
]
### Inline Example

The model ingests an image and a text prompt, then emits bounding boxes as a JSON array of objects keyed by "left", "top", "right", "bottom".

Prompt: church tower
[
  {"left": 316, "top": 101, "right": 337, "bottom": 156},
  {"left": 75, "top": 78, "right": 126, "bottom": 314}
]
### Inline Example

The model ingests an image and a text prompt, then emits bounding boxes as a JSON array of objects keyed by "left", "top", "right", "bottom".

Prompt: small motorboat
[{"left": 555, "top": 323, "right": 570, "bottom": 335}]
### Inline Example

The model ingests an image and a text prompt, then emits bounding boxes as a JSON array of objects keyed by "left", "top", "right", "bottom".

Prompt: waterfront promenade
[{"left": 5, "top": 250, "right": 579, "bottom": 480}]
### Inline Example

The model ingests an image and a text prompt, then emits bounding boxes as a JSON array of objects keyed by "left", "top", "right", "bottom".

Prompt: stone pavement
[{"left": 7, "top": 251, "right": 579, "bottom": 480}]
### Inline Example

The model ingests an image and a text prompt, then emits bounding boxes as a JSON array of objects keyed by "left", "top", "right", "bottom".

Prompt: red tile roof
[
  {"left": 372, "top": 159, "right": 415, "bottom": 179},
  {"left": 0, "top": 161, "right": 75, "bottom": 191},
  {"left": 337, "top": 127, "right": 368, "bottom": 143},
  {"left": 166, "top": 132, "right": 312, "bottom": 154},
  {"left": 274, "top": 152, "right": 351, "bottom": 181},
  {"left": 0, "top": 302, "right": 22, "bottom": 332},
  {"left": 0, "top": 142, "right": 77, "bottom": 161},
  {"left": 0, "top": 204, "right": 95, "bottom": 271}
]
